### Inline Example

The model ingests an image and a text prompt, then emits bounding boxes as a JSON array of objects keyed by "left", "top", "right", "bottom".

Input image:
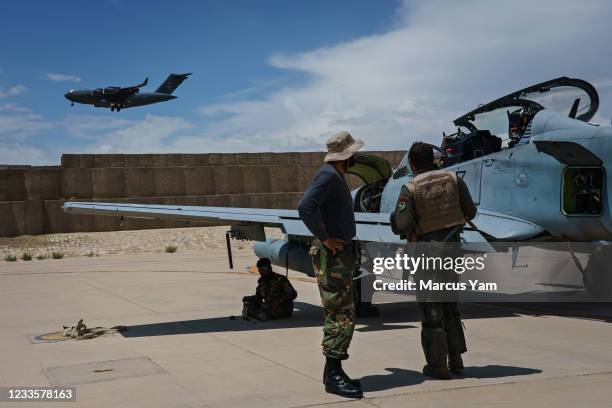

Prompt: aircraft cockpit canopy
[{"left": 442, "top": 77, "right": 599, "bottom": 167}]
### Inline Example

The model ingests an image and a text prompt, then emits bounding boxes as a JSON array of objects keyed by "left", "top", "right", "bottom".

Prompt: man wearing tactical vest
[{"left": 390, "top": 142, "right": 477, "bottom": 380}]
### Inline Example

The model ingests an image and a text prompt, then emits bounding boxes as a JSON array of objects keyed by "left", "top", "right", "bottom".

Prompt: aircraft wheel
[{"left": 583, "top": 245, "right": 612, "bottom": 299}]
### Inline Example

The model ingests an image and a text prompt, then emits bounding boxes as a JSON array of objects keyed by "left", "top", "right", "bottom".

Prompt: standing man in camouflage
[
  {"left": 298, "top": 131, "right": 364, "bottom": 399},
  {"left": 390, "top": 142, "right": 477, "bottom": 380}
]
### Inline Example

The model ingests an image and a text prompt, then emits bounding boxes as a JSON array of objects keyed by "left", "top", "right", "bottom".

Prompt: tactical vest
[{"left": 405, "top": 170, "right": 466, "bottom": 235}]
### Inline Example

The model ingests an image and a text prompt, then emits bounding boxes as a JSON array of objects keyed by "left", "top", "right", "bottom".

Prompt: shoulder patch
[{"left": 397, "top": 199, "right": 408, "bottom": 213}]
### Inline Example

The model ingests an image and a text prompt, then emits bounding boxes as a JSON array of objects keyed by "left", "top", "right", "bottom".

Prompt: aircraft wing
[
  {"left": 115, "top": 78, "right": 149, "bottom": 96},
  {"left": 62, "top": 202, "right": 404, "bottom": 244},
  {"left": 63, "top": 202, "right": 530, "bottom": 247}
]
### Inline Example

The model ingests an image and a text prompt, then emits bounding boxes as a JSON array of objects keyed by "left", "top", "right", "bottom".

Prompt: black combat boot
[
  {"left": 323, "top": 357, "right": 363, "bottom": 398},
  {"left": 323, "top": 357, "right": 362, "bottom": 388},
  {"left": 444, "top": 304, "right": 467, "bottom": 375},
  {"left": 421, "top": 328, "right": 452, "bottom": 380},
  {"left": 448, "top": 354, "right": 464, "bottom": 375}
]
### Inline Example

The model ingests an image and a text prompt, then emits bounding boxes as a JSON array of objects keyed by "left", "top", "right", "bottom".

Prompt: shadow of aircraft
[
  {"left": 121, "top": 299, "right": 612, "bottom": 339},
  {"left": 121, "top": 301, "right": 417, "bottom": 338}
]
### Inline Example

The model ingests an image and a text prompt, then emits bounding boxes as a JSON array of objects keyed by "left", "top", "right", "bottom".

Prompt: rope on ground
[{"left": 62, "top": 319, "right": 127, "bottom": 340}]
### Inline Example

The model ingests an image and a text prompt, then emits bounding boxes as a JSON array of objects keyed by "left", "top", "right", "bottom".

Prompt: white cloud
[
  {"left": 7, "top": 0, "right": 612, "bottom": 164},
  {"left": 88, "top": 114, "right": 194, "bottom": 153},
  {"left": 0, "top": 103, "right": 30, "bottom": 113},
  {"left": 62, "top": 114, "right": 134, "bottom": 139},
  {"left": 0, "top": 112, "right": 53, "bottom": 140},
  {"left": 0, "top": 84, "right": 27, "bottom": 98},
  {"left": 192, "top": 0, "right": 612, "bottom": 151},
  {"left": 44, "top": 73, "right": 82, "bottom": 82},
  {"left": 0, "top": 143, "right": 51, "bottom": 165}
]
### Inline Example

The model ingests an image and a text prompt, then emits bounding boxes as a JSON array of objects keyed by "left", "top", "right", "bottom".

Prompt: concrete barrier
[
  {"left": 165, "top": 154, "right": 184, "bottom": 167},
  {"left": 9, "top": 202, "right": 27, "bottom": 236},
  {"left": 124, "top": 168, "right": 156, "bottom": 197},
  {"left": 61, "top": 154, "right": 79, "bottom": 168},
  {"left": 78, "top": 154, "right": 95, "bottom": 168},
  {"left": 270, "top": 164, "right": 298, "bottom": 192},
  {"left": 108, "top": 155, "right": 125, "bottom": 167},
  {"left": 24, "top": 167, "right": 61, "bottom": 200},
  {"left": 155, "top": 167, "right": 186, "bottom": 197},
  {"left": 93, "top": 155, "right": 109, "bottom": 168},
  {"left": 55, "top": 151, "right": 405, "bottom": 168},
  {"left": 0, "top": 169, "right": 26, "bottom": 201},
  {"left": 60, "top": 169, "right": 93, "bottom": 199},
  {"left": 43, "top": 200, "right": 72, "bottom": 234},
  {"left": 185, "top": 167, "right": 216, "bottom": 195},
  {"left": 1, "top": 151, "right": 407, "bottom": 236},
  {"left": 26, "top": 199, "right": 44, "bottom": 235},
  {"left": 296, "top": 164, "right": 319, "bottom": 191},
  {"left": 0, "top": 202, "right": 13, "bottom": 236},
  {"left": 92, "top": 168, "right": 126, "bottom": 198},
  {"left": 125, "top": 155, "right": 140, "bottom": 167},
  {"left": 213, "top": 166, "right": 244, "bottom": 195},
  {"left": 139, "top": 154, "right": 158, "bottom": 167}
]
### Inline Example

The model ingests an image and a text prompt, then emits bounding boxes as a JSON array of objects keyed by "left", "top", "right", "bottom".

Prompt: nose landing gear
[{"left": 583, "top": 245, "right": 612, "bottom": 299}]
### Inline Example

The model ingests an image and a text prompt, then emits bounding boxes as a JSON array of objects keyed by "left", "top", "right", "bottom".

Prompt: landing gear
[
  {"left": 70, "top": 102, "right": 74, "bottom": 106},
  {"left": 583, "top": 245, "right": 612, "bottom": 298}
]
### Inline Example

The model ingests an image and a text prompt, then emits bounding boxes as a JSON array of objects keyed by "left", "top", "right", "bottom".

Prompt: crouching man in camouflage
[
  {"left": 298, "top": 131, "right": 364, "bottom": 399},
  {"left": 242, "top": 258, "right": 297, "bottom": 320},
  {"left": 390, "top": 142, "right": 477, "bottom": 380}
]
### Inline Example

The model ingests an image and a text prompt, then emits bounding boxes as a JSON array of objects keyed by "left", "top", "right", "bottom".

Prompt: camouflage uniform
[
  {"left": 242, "top": 273, "right": 297, "bottom": 320},
  {"left": 310, "top": 239, "right": 356, "bottom": 360},
  {"left": 390, "top": 167, "right": 477, "bottom": 373}
]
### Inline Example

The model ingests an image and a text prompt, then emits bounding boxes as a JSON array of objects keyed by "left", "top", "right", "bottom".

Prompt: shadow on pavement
[
  {"left": 459, "top": 365, "right": 542, "bottom": 379},
  {"left": 122, "top": 301, "right": 416, "bottom": 338},
  {"left": 360, "top": 368, "right": 425, "bottom": 392},
  {"left": 121, "top": 299, "right": 612, "bottom": 338},
  {"left": 360, "top": 364, "right": 542, "bottom": 392}
]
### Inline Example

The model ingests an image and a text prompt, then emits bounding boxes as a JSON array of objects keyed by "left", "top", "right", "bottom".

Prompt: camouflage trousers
[{"left": 310, "top": 239, "right": 356, "bottom": 360}]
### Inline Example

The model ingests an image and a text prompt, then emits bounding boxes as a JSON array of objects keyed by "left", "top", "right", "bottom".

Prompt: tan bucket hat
[{"left": 323, "top": 131, "right": 364, "bottom": 162}]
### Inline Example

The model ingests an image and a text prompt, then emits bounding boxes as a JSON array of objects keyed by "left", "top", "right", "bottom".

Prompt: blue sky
[{"left": 2, "top": 0, "right": 612, "bottom": 164}]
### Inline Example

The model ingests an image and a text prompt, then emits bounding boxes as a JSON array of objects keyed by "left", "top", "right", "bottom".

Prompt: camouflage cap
[{"left": 323, "top": 131, "right": 364, "bottom": 162}]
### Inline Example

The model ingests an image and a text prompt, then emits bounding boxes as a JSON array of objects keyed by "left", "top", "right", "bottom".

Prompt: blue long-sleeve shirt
[{"left": 298, "top": 163, "right": 356, "bottom": 242}]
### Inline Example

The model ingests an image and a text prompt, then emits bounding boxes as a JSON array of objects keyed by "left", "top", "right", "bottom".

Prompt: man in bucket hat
[{"left": 298, "top": 131, "right": 364, "bottom": 399}]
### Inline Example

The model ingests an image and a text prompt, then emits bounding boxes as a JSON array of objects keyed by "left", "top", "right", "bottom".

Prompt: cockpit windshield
[
  {"left": 439, "top": 77, "right": 600, "bottom": 166},
  {"left": 454, "top": 77, "right": 599, "bottom": 132}
]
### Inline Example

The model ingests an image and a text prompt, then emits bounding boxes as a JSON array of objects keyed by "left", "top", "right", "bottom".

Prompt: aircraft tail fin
[{"left": 155, "top": 73, "right": 191, "bottom": 94}]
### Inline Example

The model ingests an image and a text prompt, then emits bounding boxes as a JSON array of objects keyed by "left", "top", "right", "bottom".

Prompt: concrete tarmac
[{"left": 1, "top": 249, "right": 611, "bottom": 407}]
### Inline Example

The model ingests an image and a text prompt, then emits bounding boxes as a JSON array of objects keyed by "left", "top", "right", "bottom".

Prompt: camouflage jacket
[{"left": 254, "top": 273, "right": 298, "bottom": 314}]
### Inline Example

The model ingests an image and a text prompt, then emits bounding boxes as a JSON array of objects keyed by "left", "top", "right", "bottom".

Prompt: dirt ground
[{"left": 0, "top": 227, "right": 284, "bottom": 260}]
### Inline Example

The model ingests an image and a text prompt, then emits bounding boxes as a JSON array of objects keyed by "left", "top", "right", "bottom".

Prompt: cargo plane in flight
[{"left": 64, "top": 73, "right": 191, "bottom": 111}]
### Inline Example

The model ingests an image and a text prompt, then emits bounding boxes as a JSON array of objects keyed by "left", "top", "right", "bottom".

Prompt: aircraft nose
[{"left": 64, "top": 91, "right": 73, "bottom": 101}]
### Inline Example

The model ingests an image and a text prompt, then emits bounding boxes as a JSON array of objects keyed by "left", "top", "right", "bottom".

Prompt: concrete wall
[{"left": 1, "top": 151, "right": 405, "bottom": 237}]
